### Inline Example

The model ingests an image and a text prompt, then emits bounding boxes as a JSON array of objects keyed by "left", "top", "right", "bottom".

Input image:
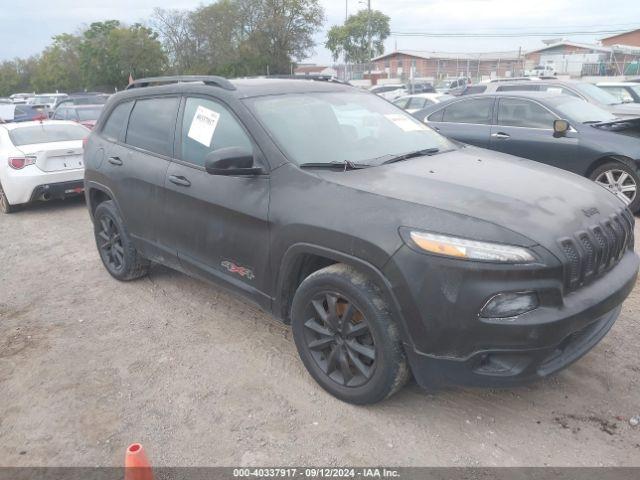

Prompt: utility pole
[
  {"left": 345, "top": 0, "right": 348, "bottom": 21},
  {"left": 367, "top": 0, "right": 372, "bottom": 77}
]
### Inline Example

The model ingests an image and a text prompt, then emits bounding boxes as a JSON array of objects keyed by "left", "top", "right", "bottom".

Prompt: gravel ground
[{"left": 0, "top": 197, "right": 639, "bottom": 467}]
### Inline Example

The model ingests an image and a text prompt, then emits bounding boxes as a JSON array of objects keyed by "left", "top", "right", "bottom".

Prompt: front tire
[
  {"left": 0, "top": 182, "right": 18, "bottom": 214},
  {"left": 291, "top": 264, "right": 409, "bottom": 405},
  {"left": 590, "top": 162, "right": 640, "bottom": 213},
  {"left": 93, "top": 200, "right": 150, "bottom": 281}
]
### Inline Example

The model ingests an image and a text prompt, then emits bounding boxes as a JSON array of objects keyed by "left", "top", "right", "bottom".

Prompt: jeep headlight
[{"left": 406, "top": 230, "right": 535, "bottom": 263}]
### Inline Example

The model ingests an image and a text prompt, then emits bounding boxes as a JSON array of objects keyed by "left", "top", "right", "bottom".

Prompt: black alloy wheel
[
  {"left": 97, "top": 215, "right": 125, "bottom": 273},
  {"left": 302, "top": 292, "right": 376, "bottom": 387}
]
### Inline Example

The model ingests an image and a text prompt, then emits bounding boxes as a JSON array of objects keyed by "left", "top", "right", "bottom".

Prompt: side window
[
  {"left": 427, "top": 109, "right": 444, "bottom": 122},
  {"left": 179, "top": 97, "right": 252, "bottom": 167},
  {"left": 408, "top": 97, "right": 428, "bottom": 109},
  {"left": 497, "top": 98, "right": 556, "bottom": 129},
  {"left": 126, "top": 97, "right": 179, "bottom": 156},
  {"left": 601, "top": 86, "right": 633, "bottom": 103},
  {"left": 442, "top": 98, "right": 494, "bottom": 125},
  {"left": 52, "top": 109, "right": 65, "bottom": 120},
  {"left": 102, "top": 101, "right": 133, "bottom": 142},
  {"left": 393, "top": 98, "right": 409, "bottom": 109}
]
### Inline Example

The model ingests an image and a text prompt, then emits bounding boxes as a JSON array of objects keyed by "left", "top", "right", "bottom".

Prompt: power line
[
  {"left": 397, "top": 22, "right": 640, "bottom": 32},
  {"left": 390, "top": 29, "right": 633, "bottom": 38}
]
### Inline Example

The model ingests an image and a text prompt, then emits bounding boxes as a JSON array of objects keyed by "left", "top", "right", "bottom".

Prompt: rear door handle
[
  {"left": 491, "top": 132, "right": 511, "bottom": 139},
  {"left": 108, "top": 156, "right": 123, "bottom": 166},
  {"left": 169, "top": 175, "right": 191, "bottom": 187}
]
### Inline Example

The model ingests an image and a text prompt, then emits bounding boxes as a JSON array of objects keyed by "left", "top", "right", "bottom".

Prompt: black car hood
[{"left": 314, "top": 146, "right": 627, "bottom": 250}]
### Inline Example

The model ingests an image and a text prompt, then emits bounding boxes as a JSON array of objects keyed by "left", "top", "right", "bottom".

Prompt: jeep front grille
[{"left": 559, "top": 209, "right": 635, "bottom": 292}]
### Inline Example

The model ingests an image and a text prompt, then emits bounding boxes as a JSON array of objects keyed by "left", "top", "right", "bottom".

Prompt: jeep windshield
[{"left": 248, "top": 91, "right": 454, "bottom": 167}]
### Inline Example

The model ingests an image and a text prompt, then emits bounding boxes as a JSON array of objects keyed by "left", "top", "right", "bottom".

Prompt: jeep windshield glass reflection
[{"left": 249, "top": 91, "right": 455, "bottom": 166}]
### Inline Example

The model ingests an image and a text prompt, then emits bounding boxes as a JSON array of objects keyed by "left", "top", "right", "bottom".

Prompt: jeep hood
[{"left": 314, "top": 146, "right": 627, "bottom": 250}]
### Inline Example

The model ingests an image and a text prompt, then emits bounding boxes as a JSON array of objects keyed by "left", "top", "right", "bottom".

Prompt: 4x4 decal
[{"left": 221, "top": 260, "right": 255, "bottom": 281}]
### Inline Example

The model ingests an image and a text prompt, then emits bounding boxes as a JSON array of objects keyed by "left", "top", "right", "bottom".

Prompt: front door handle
[
  {"left": 169, "top": 175, "right": 191, "bottom": 187},
  {"left": 108, "top": 156, "right": 123, "bottom": 166},
  {"left": 491, "top": 132, "right": 511, "bottom": 139}
]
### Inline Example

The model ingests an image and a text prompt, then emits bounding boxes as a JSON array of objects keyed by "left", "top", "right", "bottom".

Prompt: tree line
[
  {"left": 0, "top": 0, "right": 391, "bottom": 96},
  {"left": 0, "top": 0, "right": 325, "bottom": 96}
]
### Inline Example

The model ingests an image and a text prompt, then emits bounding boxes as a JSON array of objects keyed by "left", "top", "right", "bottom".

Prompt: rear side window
[
  {"left": 179, "top": 97, "right": 253, "bottom": 167},
  {"left": 427, "top": 109, "right": 444, "bottom": 122},
  {"left": 102, "top": 101, "right": 132, "bottom": 141},
  {"left": 126, "top": 97, "right": 179, "bottom": 157},
  {"left": 393, "top": 98, "right": 409, "bottom": 109},
  {"left": 497, "top": 98, "right": 556, "bottom": 129},
  {"left": 442, "top": 98, "right": 494, "bottom": 124}
]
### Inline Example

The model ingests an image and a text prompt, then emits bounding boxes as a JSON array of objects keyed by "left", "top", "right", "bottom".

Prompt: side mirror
[
  {"left": 553, "top": 119, "right": 570, "bottom": 137},
  {"left": 205, "top": 147, "right": 263, "bottom": 176}
]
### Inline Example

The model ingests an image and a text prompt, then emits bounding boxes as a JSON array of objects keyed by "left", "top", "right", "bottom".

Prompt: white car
[
  {"left": 26, "top": 93, "right": 69, "bottom": 115},
  {"left": 0, "top": 120, "right": 89, "bottom": 213},
  {"left": 597, "top": 82, "right": 640, "bottom": 104},
  {"left": 369, "top": 84, "right": 407, "bottom": 101},
  {"left": 393, "top": 93, "right": 454, "bottom": 113}
]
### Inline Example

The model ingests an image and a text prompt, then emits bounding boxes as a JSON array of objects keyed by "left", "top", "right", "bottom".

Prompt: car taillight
[
  {"left": 82, "top": 137, "right": 89, "bottom": 148},
  {"left": 8, "top": 156, "right": 36, "bottom": 170}
]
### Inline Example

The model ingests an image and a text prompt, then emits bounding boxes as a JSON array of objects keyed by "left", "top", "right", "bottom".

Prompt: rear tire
[
  {"left": 291, "top": 264, "right": 409, "bottom": 405},
  {"left": 589, "top": 161, "right": 640, "bottom": 213},
  {"left": 93, "top": 200, "right": 150, "bottom": 281},
  {"left": 0, "top": 182, "right": 18, "bottom": 214}
]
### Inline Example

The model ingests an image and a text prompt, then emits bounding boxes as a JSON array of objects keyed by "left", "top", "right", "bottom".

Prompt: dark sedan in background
[
  {"left": 413, "top": 92, "right": 640, "bottom": 212},
  {"left": 52, "top": 104, "right": 104, "bottom": 129}
]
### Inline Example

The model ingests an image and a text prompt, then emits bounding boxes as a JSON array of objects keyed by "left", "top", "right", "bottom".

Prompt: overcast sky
[{"left": 0, "top": 0, "right": 638, "bottom": 64}]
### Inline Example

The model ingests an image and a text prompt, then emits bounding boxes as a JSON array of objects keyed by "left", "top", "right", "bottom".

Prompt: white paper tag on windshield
[
  {"left": 385, "top": 114, "right": 428, "bottom": 132},
  {"left": 0, "top": 104, "right": 15, "bottom": 121},
  {"left": 546, "top": 87, "right": 563, "bottom": 94},
  {"left": 188, "top": 106, "right": 220, "bottom": 147}
]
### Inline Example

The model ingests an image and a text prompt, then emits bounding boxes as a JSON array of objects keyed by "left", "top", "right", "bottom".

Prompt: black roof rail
[{"left": 126, "top": 75, "right": 236, "bottom": 91}]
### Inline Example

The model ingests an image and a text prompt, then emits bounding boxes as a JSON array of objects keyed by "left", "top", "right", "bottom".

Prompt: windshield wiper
[
  {"left": 379, "top": 148, "right": 442, "bottom": 165},
  {"left": 299, "top": 160, "right": 371, "bottom": 170}
]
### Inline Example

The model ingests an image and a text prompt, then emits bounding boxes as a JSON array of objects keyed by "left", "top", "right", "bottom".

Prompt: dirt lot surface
[{"left": 1, "top": 198, "right": 639, "bottom": 467}]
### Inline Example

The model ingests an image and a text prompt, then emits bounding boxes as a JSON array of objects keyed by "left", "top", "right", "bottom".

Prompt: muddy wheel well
[
  {"left": 279, "top": 253, "right": 337, "bottom": 323},
  {"left": 89, "top": 189, "right": 112, "bottom": 216}
]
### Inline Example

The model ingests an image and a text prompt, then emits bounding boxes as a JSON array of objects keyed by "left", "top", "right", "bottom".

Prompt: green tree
[
  {"left": 247, "top": 0, "right": 325, "bottom": 74},
  {"left": 153, "top": 0, "right": 324, "bottom": 77},
  {"left": 79, "top": 21, "right": 166, "bottom": 90},
  {"left": 326, "top": 9, "right": 390, "bottom": 64},
  {"left": 32, "top": 34, "right": 82, "bottom": 93}
]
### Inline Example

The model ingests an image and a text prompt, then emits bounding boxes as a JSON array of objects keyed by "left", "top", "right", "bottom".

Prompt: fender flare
[
  {"left": 85, "top": 181, "right": 124, "bottom": 222},
  {"left": 274, "top": 243, "right": 414, "bottom": 348}
]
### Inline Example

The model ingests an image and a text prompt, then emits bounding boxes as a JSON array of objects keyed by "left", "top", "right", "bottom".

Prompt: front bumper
[{"left": 384, "top": 245, "right": 639, "bottom": 389}]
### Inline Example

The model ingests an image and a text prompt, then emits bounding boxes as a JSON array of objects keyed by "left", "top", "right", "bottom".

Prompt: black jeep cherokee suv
[{"left": 84, "top": 76, "right": 639, "bottom": 404}]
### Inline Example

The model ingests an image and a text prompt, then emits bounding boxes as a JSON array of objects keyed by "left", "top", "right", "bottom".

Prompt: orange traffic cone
[{"left": 124, "top": 443, "right": 153, "bottom": 480}]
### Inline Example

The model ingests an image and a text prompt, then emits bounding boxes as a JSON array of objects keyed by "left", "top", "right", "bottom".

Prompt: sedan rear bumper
[{"left": 1, "top": 166, "right": 84, "bottom": 205}]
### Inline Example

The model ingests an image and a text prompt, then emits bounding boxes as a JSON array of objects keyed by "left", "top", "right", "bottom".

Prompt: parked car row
[
  {"left": 412, "top": 91, "right": 640, "bottom": 212},
  {"left": 2, "top": 91, "right": 110, "bottom": 118}
]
